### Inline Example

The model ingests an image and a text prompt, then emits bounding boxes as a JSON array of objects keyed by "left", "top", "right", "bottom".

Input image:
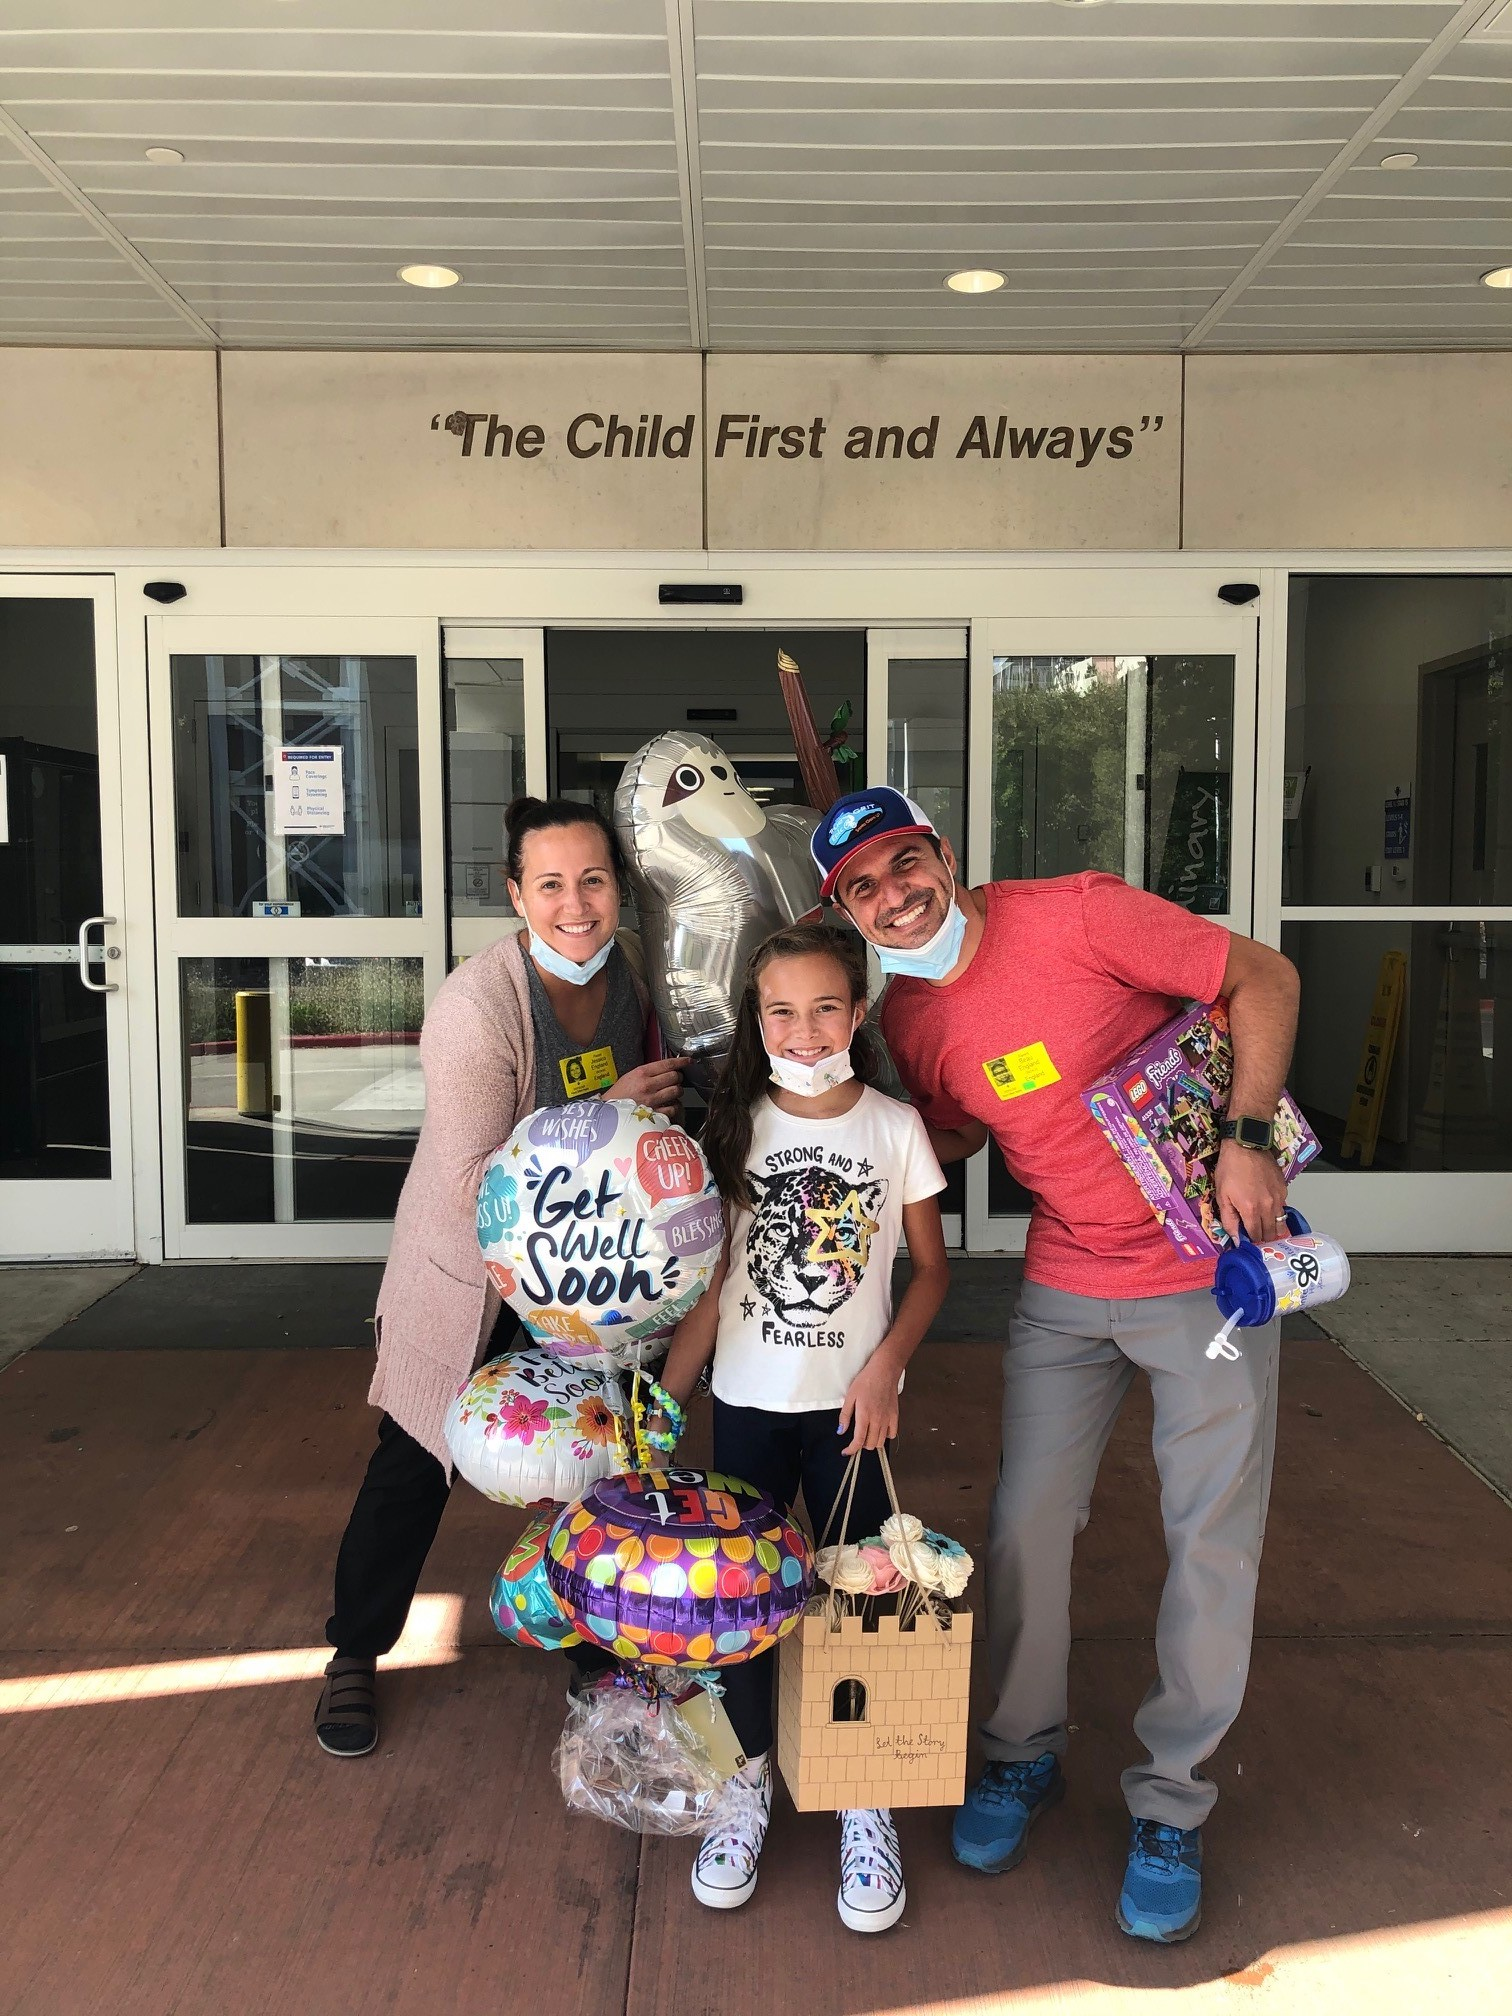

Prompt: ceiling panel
[{"left": 0, "top": 0, "right": 1508, "bottom": 353}]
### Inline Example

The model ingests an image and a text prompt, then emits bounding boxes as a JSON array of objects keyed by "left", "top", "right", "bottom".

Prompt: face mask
[
  {"left": 875, "top": 896, "right": 968, "bottom": 981},
  {"left": 528, "top": 930, "right": 613, "bottom": 986},
  {"left": 766, "top": 1048, "right": 855, "bottom": 1099}
]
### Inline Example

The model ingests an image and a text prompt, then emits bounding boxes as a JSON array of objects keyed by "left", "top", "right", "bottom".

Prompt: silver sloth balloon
[{"left": 614, "top": 731, "right": 821, "bottom": 1090}]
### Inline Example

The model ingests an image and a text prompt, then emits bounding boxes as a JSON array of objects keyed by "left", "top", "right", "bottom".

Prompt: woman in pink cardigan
[{"left": 313, "top": 797, "right": 685, "bottom": 1757}]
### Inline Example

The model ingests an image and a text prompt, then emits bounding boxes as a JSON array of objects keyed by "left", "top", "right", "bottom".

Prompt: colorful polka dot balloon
[
  {"left": 546, "top": 1468, "right": 814, "bottom": 1669},
  {"left": 489, "top": 1514, "right": 583, "bottom": 1654}
]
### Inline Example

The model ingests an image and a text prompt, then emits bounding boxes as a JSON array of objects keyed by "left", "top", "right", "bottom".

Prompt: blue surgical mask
[
  {"left": 528, "top": 930, "right": 614, "bottom": 986},
  {"left": 875, "top": 898, "right": 967, "bottom": 981}
]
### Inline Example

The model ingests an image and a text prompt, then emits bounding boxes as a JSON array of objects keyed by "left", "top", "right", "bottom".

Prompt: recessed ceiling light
[
  {"left": 946, "top": 269, "right": 1005, "bottom": 294},
  {"left": 1052, "top": 1, "right": 1111, "bottom": 8},
  {"left": 1481, "top": 265, "right": 1512, "bottom": 289},
  {"left": 398, "top": 263, "right": 460, "bottom": 289},
  {"left": 144, "top": 146, "right": 184, "bottom": 165},
  {"left": 1380, "top": 151, "right": 1419, "bottom": 170}
]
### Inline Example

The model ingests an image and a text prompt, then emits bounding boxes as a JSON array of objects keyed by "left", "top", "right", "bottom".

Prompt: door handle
[{"left": 77, "top": 915, "right": 119, "bottom": 994}]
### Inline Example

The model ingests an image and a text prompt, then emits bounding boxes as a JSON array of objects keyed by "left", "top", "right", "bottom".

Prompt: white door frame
[
  {"left": 964, "top": 609, "right": 1260, "bottom": 1256},
  {"left": 0, "top": 574, "right": 135, "bottom": 1261},
  {"left": 146, "top": 613, "right": 447, "bottom": 1259}
]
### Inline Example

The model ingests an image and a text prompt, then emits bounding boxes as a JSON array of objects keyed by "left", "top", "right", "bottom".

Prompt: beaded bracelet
[{"left": 635, "top": 1379, "right": 686, "bottom": 1455}]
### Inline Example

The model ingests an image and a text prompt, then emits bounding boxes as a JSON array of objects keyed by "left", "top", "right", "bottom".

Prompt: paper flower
[
  {"left": 880, "top": 1512, "right": 923, "bottom": 1547},
  {"left": 816, "top": 1544, "right": 875, "bottom": 1595},
  {"left": 889, "top": 1536, "right": 943, "bottom": 1589},
  {"left": 857, "top": 1545, "right": 905, "bottom": 1594},
  {"left": 936, "top": 1553, "right": 972, "bottom": 1599}
]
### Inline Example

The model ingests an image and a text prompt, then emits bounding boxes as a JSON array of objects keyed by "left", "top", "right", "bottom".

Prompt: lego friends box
[{"left": 1082, "top": 1000, "right": 1320, "bottom": 1262}]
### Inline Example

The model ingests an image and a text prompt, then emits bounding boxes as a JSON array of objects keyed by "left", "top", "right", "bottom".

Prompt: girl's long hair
[{"left": 702, "top": 922, "right": 882, "bottom": 1211}]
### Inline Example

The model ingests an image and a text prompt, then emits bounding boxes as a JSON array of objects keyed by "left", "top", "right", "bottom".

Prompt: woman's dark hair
[
  {"left": 703, "top": 922, "right": 882, "bottom": 1210},
  {"left": 504, "top": 796, "right": 627, "bottom": 888}
]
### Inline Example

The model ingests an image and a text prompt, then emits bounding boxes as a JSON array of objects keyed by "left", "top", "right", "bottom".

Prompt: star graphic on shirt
[
  {"left": 740, "top": 1296, "right": 757, "bottom": 1320},
  {"left": 804, "top": 1190, "right": 880, "bottom": 1276},
  {"left": 856, "top": 1158, "right": 873, "bottom": 1176}
]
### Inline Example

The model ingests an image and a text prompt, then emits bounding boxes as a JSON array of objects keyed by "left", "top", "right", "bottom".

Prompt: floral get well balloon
[
  {"left": 546, "top": 1467, "right": 813, "bottom": 1669},
  {"left": 489, "top": 1514, "right": 583, "bottom": 1653},
  {"left": 444, "top": 1346, "right": 627, "bottom": 1509},
  {"left": 475, "top": 1100, "right": 724, "bottom": 1374}
]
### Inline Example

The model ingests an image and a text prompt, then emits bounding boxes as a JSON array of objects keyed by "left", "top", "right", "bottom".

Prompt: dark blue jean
[{"left": 711, "top": 1395, "right": 891, "bottom": 1757}]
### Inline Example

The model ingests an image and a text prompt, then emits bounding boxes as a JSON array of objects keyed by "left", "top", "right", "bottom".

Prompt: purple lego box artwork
[{"left": 1081, "top": 999, "right": 1320, "bottom": 1262}]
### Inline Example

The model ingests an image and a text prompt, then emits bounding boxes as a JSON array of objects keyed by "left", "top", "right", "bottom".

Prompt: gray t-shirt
[{"left": 526, "top": 941, "right": 646, "bottom": 1108}]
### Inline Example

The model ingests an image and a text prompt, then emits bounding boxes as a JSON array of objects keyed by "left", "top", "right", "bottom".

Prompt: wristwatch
[{"left": 1219, "top": 1115, "right": 1276, "bottom": 1152}]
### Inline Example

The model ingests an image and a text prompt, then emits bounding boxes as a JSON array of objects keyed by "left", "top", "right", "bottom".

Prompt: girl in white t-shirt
[{"left": 656, "top": 922, "right": 948, "bottom": 1934}]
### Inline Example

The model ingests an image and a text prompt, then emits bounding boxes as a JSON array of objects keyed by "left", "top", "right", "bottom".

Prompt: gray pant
[{"left": 980, "top": 1280, "right": 1280, "bottom": 1830}]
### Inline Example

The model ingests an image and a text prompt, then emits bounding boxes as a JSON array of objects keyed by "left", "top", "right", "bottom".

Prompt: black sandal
[{"left": 314, "top": 1656, "right": 378, "bottom": 1757}]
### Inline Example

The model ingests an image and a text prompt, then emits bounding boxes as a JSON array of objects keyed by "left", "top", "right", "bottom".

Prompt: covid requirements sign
[{"left": 273, "top": 745, "right": 344, "bottom": 836}]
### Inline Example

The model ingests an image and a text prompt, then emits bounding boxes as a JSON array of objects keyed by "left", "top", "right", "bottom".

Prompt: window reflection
[
  {"left": 445, "top": 655, "right": 526, "bottom": 916},
  {"left": 992, "top": 655, "right": 1233, "bottom": 913},
  {"left": 1284, "top": 577, "right": 1512, "bottom": 908},
  {"left": 181, "top": 957, "right": 424, "bottom": 1221},
  {"left": 171, "top": 654, "right": 421, "bottom": 919},
  {"left": 1282, "top": 921, "right": 1508, "bottom": 1172}
]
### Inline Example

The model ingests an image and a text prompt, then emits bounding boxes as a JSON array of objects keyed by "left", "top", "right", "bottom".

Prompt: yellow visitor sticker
[
  {"left": 982, "top": 1042, "right": 1061, "bottom": 1101},
  {"left": 560, "top": 1044, "right": 617, "bottom": 1098}
]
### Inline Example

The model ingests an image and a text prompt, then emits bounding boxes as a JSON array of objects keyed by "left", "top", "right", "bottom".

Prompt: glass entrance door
[
  {"left": 966, "top": 617, "right": 1257, "bottom": 1254},
  {"left": 148, "top": 616, "right": 447, "bottom": 1259},
  {"left": 0, "top": 580, "right": 134, "bottom": 1259}
]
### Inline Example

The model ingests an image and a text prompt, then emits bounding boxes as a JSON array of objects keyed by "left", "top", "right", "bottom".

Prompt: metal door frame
[{"left": 0, "top": 574, "right": 135, "bottom": 1260}]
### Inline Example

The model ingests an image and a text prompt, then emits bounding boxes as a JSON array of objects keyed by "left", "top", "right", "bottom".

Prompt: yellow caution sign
[{"left": 1339, "top": 950, "right": 1406, "bottom": 1167}]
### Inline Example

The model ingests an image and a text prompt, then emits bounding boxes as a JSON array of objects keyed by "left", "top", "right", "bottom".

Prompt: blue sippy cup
[{"left": 1207, "top": 1209, "right": 1351, "bottom": 1359}]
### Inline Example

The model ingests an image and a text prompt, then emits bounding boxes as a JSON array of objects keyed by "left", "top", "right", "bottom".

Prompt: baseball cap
[{"left": 811, "top": 787, "right": 938, "bottom": 900}]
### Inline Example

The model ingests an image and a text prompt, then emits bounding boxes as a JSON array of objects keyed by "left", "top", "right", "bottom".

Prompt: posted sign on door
[{"left": 273, "top": 745, "right": 344, "bottom": 836}]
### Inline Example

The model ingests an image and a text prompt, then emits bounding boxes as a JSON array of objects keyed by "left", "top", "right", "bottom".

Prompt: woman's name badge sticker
[{"left": 560, "top": 1045, "right": 617, "bottom": 1098}]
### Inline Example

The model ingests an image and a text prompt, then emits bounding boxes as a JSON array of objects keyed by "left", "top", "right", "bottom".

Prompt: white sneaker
[
  {"left": 691, "top": 1757, "right": 771, "bottom": 1910},
  {"left": 838, "top": 1807, "right": 906, "bottom": 1933}
]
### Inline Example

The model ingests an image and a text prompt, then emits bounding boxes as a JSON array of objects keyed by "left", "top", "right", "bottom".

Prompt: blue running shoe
[
  {"left": 951, "top": 1753, "right": 1064, "bottom": 1873},
  {"left": 1117, "top": 1818, "right": 1203, "bottom": 1943}
]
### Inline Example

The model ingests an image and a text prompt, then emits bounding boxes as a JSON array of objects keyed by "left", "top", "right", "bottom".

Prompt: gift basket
[{"left": 777, "top": 1449, "right": 974, "bottom": 1813}]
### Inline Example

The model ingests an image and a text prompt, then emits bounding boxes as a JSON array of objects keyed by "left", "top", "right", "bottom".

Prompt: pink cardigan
[{"left": 368, "top": 931, "right": 648, "bottom": 1471}]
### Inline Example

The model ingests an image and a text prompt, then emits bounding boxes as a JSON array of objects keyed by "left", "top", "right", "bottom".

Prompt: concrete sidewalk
[{"left": 2, "top": 1257, "right": 1510, "bottom": 2015}]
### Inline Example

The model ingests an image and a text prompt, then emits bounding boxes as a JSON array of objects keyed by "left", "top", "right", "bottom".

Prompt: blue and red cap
[{"left": 811, "top": 787, "right": 938, "bottom": 900}]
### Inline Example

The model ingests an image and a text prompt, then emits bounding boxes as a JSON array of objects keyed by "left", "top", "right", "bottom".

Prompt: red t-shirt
[{"left": 881, "top": 874, "right": 1231, "bottom": 1299}]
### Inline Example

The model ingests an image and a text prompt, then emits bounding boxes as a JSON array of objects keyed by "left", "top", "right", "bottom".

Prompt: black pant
[
  {"left": 326, "top": 1309, "right": 608, "bottom": 1677},
  {"left": 712, "top": 1395, "right": 892, "bottom": 1758}
]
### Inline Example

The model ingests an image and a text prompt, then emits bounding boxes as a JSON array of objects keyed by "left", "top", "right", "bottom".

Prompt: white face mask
[
  {"left": 875, "top": 896, "right": 967, "bottom": 981},
  {"left": 766, "top": 1048, "right": 855, "bottom": 1098},
  {"left": 528, "top": 930, "right": 613, "bottom": 986}
]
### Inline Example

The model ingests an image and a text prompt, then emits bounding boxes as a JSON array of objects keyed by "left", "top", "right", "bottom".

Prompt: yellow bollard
[{"left": 236, "top": 989, "right": 273, "bottom": 1119}]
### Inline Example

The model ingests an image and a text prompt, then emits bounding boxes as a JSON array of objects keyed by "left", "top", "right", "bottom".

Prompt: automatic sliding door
[
  {"left": 150, "top": 618, "right": 446, "bottom": 1259},
  {"left": 967, "top": 618, "right": 1255, "bottom": 1255}
]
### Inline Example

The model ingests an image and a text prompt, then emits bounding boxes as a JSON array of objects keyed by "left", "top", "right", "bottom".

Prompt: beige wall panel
[
  {"left": 222, "top": 352, "right": 702, "bottom": 549},
  {"left": 0, "top": 349, "right": 219, "bottom": 547},
  {"left": 706, "top": 354, "right": 1180, "bottom": 552},
  {"left": 1185, "top": 354, "right": 1512, "bottom": 550}
]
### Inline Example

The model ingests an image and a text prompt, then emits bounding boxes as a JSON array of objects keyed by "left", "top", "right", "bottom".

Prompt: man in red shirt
[{"left": 812, "top": 788, "right": 1299, "bottom": 1945}]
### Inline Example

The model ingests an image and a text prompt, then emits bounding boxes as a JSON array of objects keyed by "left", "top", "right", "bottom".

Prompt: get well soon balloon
[
  {"left": 476, "top": 1100, "right": 724, "bottom": 1373},
  {"left": 444, "top": 1346, "right": 627, "bottom": 1508},
  {"left": 546, "top": 1468, "right": 814, "bottom": 1669},
  {"left": 614, "top": 730, "right": 821, "bottom": 1092}
]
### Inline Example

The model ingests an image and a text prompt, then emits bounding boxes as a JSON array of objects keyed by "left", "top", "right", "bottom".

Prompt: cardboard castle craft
[{"left": 1081, "top": 998, "right": 1321, "bottom": 1262}]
